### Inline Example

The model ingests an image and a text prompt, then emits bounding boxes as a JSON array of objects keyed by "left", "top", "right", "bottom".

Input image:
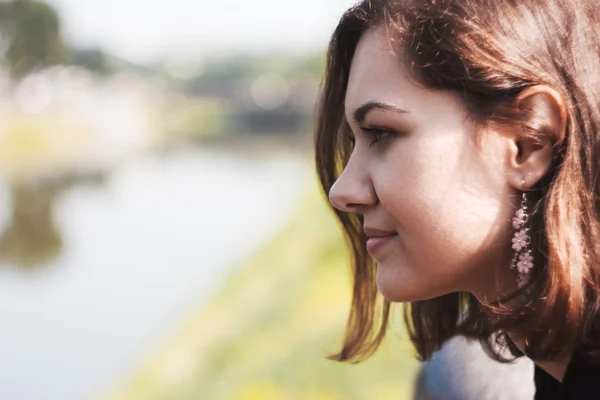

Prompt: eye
[{"left": 361, "top": 127, "right": 394, "bottom": 146}]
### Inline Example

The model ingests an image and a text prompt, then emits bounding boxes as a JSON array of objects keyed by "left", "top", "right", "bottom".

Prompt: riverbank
[
  {"left": 107, "top": 181, "right": 420, "bottom": 400},
  {"left": 157, "top": 131, "right": 313, "bottom": 161}
]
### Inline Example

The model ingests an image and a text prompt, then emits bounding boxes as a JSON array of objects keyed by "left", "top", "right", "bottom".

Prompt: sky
[{"left": 45, "top": 0, "right": 359, "bottom": 64}]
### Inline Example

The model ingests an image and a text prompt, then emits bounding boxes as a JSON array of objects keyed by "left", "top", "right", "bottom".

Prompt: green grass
[{"left": 108, "top": 180, "right": 421, "bottom": 400}]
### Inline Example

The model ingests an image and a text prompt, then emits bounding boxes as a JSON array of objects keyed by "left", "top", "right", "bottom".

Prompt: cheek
[{"left": 373, "top": 134, "right": 512, "bottom": 297}]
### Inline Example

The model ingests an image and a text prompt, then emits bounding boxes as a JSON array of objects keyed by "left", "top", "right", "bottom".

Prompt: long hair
[{"left": 315, "top": 0, "right": 600, "bottom": 363}]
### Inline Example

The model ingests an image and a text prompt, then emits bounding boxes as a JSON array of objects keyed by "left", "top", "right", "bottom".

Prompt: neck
[
  {"left": 506, "top": 333, "right": 573, "bottom": 382},
  {"left": 472, "top": 282, "right": 574, "bottom": 382},
  {"left": 469, "top": 253, "right": 575, "bottom": 382}
]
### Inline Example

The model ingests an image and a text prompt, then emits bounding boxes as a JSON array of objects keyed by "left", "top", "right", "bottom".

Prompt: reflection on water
[
  {"left": 0, "top": 172, "right": 109, "bottom": 269},
  {"left": 0, "top": 149, "right": 308, "bottom": 400},
  {"left": 0, "top": 182, "right": 63, "bottom": 268}
]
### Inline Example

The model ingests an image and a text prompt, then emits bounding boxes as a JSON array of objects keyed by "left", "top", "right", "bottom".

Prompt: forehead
[{"left": 345, "top": 26, "right": 427, "bottom": 118}]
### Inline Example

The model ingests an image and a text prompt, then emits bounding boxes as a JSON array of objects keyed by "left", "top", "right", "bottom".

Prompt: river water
[{"left": 0, "top": 148, "right": 309, "bottom": 400}]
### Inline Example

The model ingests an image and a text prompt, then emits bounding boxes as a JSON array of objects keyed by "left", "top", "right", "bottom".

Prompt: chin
[
  {"left": 375, "top": 268, "right": 441, "bottom": 303},
  {"left": 376, "top": 275, "right": 415, "bottom": 302},
  {"left": 377, "top": 285, "right": 424, "bottom": 302}
]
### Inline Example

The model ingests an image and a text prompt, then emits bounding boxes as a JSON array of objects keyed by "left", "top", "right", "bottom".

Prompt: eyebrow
[{"left": 352, "top": 101, "right": 409, "bottom": 125}]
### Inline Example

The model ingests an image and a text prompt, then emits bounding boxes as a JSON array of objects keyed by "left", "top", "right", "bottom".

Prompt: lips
[
  {"left": 363, "top": 227, "right": 396, "bottom": 238},
  {"left": 363, "top": 227, "right": 397, "bottom": 256}
]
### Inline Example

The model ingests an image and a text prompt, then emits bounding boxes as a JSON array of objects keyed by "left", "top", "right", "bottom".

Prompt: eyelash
[{"left": 361, "top": 127, "right": 393, "bottom": 146}]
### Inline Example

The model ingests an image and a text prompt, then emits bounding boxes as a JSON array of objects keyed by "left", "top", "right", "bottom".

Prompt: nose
[{"left": 328, "top": 154, "right": 377, "bottom": 213}]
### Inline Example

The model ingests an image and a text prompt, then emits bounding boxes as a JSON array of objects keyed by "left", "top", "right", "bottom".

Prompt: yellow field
[{"left": 108, "top": 179, "right": 421, "bottom": 400}]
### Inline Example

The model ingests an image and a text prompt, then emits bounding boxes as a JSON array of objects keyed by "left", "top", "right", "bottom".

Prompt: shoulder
[{"left": 414, "top": 336, "right": 534, "bottom": 400}]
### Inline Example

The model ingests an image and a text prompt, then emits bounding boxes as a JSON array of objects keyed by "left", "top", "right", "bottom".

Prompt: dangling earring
[{"left": 511, "top": 183, "right": 534, "bottom": 288}]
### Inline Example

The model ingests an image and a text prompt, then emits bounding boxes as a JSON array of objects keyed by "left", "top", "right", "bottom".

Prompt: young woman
[{"left": 314, "top": 0, "right": 600, "bottom": 398}]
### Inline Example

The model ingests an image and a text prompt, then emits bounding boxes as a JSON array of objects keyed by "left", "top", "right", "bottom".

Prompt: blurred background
[{"left": 0, "top": 0, "right": 420, "bottom": 399}]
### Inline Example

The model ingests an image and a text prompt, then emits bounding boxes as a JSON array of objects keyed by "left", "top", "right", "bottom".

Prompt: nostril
[
  {"left": 328, "top": 192, "right": 355, "bottom": 213},
  {"left": 345, "top": 202, "right": 363, "bottom": 211}
]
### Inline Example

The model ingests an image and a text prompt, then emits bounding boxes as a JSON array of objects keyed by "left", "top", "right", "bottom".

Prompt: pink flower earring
[{"left": 511, "top": 185, "right": 534, "bottom": 288}]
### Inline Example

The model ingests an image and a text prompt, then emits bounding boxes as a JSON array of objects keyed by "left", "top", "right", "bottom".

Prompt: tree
[
  {"left": 69, "top": 47, "right": 112, "bottom": 75},
  {"left": 0, "top": 0, "right": 66, "bottom": 80}
]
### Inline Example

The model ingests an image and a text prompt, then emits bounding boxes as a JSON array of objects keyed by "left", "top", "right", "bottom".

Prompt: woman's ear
[{"left": 505, "top": 85, "right": 567, "bottom": 190}]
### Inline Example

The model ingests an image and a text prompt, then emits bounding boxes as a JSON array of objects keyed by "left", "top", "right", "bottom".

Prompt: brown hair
[{"left": 315, "top": 0, "right": 600, "bottom": 364}]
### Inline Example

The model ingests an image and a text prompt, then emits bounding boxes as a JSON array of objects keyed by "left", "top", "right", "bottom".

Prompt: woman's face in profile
[{"left": 329, "top": 26, "right": 518, "bottom": 302}]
